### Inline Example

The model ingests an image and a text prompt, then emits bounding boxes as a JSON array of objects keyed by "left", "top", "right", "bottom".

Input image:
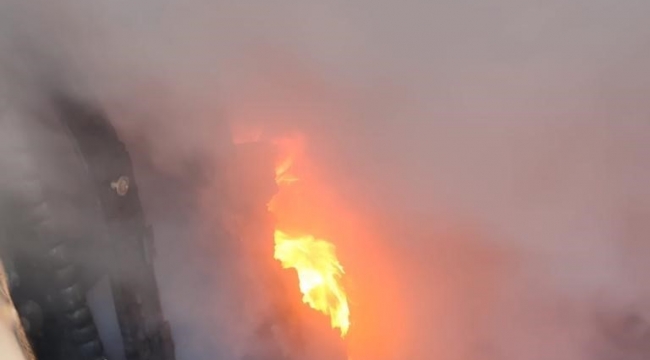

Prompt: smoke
[{"left": 1, "top": 0, "right": 650, "bottom": 359}]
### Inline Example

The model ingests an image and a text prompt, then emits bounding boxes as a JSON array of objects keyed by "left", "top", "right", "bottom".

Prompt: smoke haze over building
[{"left": 1, "top": 0, "right": 650, "bottom": 359}]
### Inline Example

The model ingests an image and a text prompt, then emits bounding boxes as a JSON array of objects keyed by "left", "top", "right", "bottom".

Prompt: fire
[
  {"left": 274, "top": 230, "right": 351, "bottom": 337},
  {"left": 230, "top": 126, "right": 406, "bottom": 358},
  {"left": 230, "top": 126, "right": 352, "bottom": 338},
  {"left": 269, "top": 134, "right": 351, "bottom": 338},
  {"left": 274, "top": 156, "right": 299, "bottom": 185}
]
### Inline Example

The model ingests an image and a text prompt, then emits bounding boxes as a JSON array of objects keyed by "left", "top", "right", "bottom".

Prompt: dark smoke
[{"left": 1, "top": 0, "right": 650, "bottom": 359}]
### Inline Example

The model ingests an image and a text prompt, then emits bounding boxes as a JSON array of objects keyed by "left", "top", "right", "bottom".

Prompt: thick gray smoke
[{"left": 1, "top": 0, "right": 650, "bottom": 359}]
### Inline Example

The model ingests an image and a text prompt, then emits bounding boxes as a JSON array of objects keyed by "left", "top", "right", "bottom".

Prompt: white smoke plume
[{"left": 1, "top": 0, "right": 650, "bottom": 359}]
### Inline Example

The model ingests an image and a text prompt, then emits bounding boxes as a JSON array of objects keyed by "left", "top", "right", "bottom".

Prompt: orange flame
[
  {"left": 274, "top": 230, "right": 350, "bottom": 336},
  {"left": 269, "top": 134, "right": 351, "bottom": 337},
  {"left": 274, "top": 156, "right": 299, "bottom": 185}
]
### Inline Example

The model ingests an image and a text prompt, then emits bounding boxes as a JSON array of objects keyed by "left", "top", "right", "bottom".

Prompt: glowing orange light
[
  {"left": 274, "top": 156, "right": 299, "bottom": 185},
  {"left": 274, "top": 230, "right": 350, "bottom": 336},
  {"left": 269, "top": 134, "right": 351, "bottom": 338}
]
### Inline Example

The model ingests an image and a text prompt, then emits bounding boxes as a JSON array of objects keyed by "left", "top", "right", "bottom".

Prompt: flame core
[{"left": 274, "top": 230, "right": 351, "bottom": 337}]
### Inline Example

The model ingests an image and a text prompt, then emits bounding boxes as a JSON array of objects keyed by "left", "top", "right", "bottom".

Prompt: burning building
[{"left": 2, "top": 0, "right": 650, "bottom": 359}]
